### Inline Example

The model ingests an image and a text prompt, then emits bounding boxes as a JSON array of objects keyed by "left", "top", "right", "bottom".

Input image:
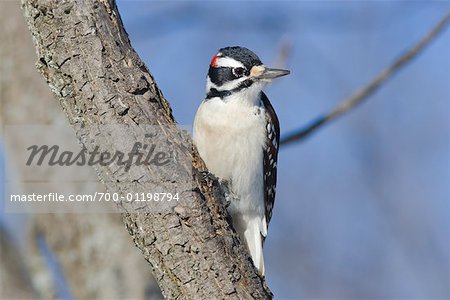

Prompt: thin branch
[
  {"left": 273, "top": 36, "right": 292, "bottom": 69},
  {"left": 280, "top": 11, "right": 450, "bottom": 146}
]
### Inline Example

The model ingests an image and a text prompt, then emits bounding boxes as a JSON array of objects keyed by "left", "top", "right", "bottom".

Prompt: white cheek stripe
[
  {"left": 218, "top": 77, "right": 248, "bottom": 91},
  {"left": 217, "top": 57, "right": 245, "bottom": 68},
  {"left": 206, "top": 76, "right": 248, "bottom": 93}
]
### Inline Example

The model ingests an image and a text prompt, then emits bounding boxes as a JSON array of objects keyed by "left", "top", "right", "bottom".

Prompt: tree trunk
[
  {"left": 1, "top": 2, "right": 161, "bottom": 298},
  {"left": 21, "top": 0, "right": 272, "bottom": 298}
]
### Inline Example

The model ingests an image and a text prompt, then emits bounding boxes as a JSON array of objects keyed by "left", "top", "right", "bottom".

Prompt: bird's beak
[{"left": 251, "top": 65, "right": 290, "bottom": 80}]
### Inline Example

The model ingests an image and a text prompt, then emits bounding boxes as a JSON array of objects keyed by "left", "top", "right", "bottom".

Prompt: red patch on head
[{"left": 210, "top": 54, "right": 220, "bottom": 67}]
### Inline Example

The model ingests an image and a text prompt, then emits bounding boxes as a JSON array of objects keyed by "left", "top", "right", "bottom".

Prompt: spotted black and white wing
[{"left": 261, "top": 92, "right": 280, "bottom": 231}]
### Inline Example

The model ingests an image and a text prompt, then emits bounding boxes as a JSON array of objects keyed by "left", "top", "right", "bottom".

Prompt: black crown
[{"left": 219, "top": 46, "right": 263, "bottom": 69}]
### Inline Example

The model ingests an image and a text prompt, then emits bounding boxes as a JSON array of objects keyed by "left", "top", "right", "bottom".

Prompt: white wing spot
[{"left": 272, "top": 139, "right": 277, "bottom": 148}]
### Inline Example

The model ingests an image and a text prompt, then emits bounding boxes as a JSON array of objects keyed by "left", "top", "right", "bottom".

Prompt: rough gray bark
[
  {"left": 1, "top": 1, "right": 160, "bottom": 298},
  {"left": 21, "top": 0, "right": 272, "bottom": 299}
]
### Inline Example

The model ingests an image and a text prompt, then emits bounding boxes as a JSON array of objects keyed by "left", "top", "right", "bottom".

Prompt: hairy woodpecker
[{"left": 193, "top": 46, "right": 289, "bottom": 275}]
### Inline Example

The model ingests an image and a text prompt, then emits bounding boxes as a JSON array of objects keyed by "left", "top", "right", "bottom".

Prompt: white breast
[{"left": 193, "top": 95, "right": 266, "bottom": 218}]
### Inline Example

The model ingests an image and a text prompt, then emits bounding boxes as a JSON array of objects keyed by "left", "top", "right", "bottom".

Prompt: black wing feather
[{"left": 261, "top": 92, "right": 280, "bottom": 229}]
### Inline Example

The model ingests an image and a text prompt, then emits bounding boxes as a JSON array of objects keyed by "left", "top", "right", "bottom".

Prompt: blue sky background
[{"left": 116, "top": 1, "right": 450, "bottom": 298}]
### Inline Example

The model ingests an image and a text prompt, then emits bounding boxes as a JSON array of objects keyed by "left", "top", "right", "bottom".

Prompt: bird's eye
[{"left": 232, "top": 67, "right": 246, "bottom": 77}]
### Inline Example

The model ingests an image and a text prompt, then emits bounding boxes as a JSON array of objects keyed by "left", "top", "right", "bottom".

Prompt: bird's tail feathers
[{"left": 244, "top": 218, "right": 265, "bottom": 276}]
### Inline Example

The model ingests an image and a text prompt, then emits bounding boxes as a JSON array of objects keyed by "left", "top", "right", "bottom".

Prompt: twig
[
  {"left": 280, "top": 11, "right": 450, "bottom": 146},
  {"left": 273, "top": 37, "right": 292, "bottom": 69}
]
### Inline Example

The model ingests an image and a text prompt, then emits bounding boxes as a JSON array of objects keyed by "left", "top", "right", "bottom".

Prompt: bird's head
[{"left": 206, "top": 46, "right": 290, "bottom": 101}]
